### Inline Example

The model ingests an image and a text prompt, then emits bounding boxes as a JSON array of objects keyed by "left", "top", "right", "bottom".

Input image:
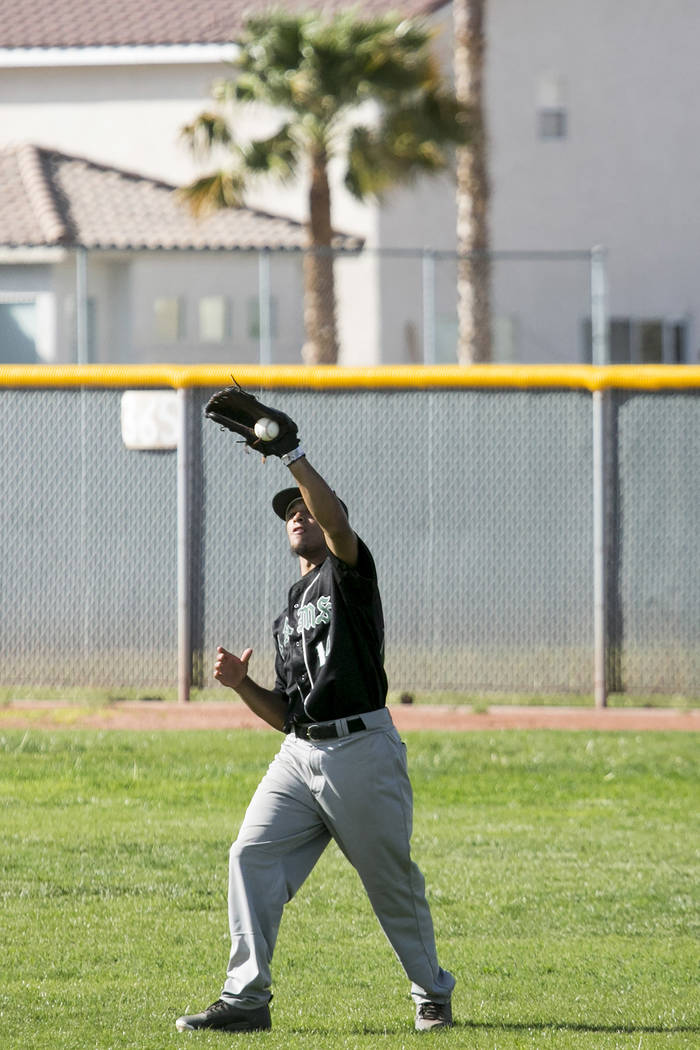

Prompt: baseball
[{"left": 254, "top": 417, "right": 280, "bottom": 441}]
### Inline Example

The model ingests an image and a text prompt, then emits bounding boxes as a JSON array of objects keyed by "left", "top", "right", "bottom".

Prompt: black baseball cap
[{"left": 272, "top": 487, "right": 348, "bottom": 521}]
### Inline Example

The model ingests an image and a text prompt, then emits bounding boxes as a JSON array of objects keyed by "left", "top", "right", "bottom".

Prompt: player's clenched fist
[{"left": 213, "top": 645, "right": 253, "bottom": 690}]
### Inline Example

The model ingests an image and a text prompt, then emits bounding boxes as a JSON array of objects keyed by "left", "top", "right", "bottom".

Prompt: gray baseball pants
[{"left": 221, "top": 707, "right": 455, "bottom": 1008}]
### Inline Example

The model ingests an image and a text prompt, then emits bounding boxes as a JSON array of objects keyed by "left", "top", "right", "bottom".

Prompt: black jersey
[{"left": 273, "top": 536, "right": 388, "bottom": 726}]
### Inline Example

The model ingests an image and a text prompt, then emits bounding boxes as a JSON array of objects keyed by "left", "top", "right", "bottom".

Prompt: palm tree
[
  {"left": 180, "top": 10, "right": 471, "bottom": 364},
  {"left": 454, "top": 0, "right": 491, "bottom": 362}
]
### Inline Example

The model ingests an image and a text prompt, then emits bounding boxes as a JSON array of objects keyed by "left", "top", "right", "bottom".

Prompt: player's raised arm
[
  {"left": 204, "top": 382, "right": 357, "bottom": 566},
  {"left": 286, "top": 456, "right": 358, "bottom": 567}
]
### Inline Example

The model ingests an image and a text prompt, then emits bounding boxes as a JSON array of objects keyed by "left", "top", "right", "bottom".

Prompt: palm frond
[
  {"left": 212, "top": 75, "right": 247, "bottom": 105},
  {"left": 176, "top": 170, "right": 247, "bottom": 216},
  {"left": 232, "top": 13, "right": 310, "bottom": 108},
  {"left": 180, "top": 111, "right": 233, "bottom": 158},
  {"left": 388, "top": 90, "right": 473, "bottom": 152},
  {"left": 241, "top": 13, "right": 308, "bottom": 71},
  {"left": 240, "top": 124, "right": 300, "bottom": 181},
  {"left": 180, "top": 11, "right": 473, "bottom": 211},
  {"left": 310, "top": 14, "right": 437, "bottom": 106},
  {"left": 345, "top": 89, "right": 472, "bottom": 202}
]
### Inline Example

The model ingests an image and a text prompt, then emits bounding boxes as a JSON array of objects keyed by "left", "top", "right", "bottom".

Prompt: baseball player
[{"left": 176, "top": 387, "right": 455, "bottom": 1034}]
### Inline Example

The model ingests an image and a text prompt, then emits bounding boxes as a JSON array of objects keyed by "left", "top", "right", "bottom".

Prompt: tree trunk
[
  {"left": 454, "top": 0, "right": 491, "bottom": 363},
  {"left": 301, "top": 147, "right": 339, "bottom": 364}
]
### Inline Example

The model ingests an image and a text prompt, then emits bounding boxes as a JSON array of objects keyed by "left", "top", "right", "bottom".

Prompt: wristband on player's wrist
[{"left": 281, "top": 447, "right": 305, "bottom": 467}]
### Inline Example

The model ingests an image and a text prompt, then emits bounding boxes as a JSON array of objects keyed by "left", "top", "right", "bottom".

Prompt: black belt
[{"left": 291, "top": 716, "right": 367, "bottom": 741}]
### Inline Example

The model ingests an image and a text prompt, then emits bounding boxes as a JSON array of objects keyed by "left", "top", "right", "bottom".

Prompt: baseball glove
[{"left": 205, "top": 380, "right": 301, "bottom": 459}]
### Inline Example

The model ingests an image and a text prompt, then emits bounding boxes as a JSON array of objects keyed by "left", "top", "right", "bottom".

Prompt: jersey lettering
[
  {"left": 296, "top": 595, "right": 332, "bottom": 633},
  {"left": 278, "top": 615, "right": 294, "bottom": 653},
  {"left": 297, "top": 603, "right": 316, "bottom": 633},
  {"left": 275, "top": 539, "right": 387, "bottom": 722}
]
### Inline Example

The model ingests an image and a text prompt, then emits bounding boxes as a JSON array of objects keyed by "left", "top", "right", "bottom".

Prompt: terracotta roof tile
[
  {"left": 0, "top": 145, "right": 362, "bottom": 252},
  {"left": 0, "top": 1, "right": 447, "bottom": 49},
  {"left": 0, "top": 147, "right": 51, "bottom": 245}
]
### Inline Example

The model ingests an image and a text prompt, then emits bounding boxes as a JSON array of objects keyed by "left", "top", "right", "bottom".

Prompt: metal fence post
[
  {"left": 590, "top": 245, "right": 609, "bottom": 366},
  {"left": 422, "top": 249, "right": 437, "bottom": 365},
  {"left": 258, "top": 248, "right": 272, "bottom": 366},
  {"left": 76, "top": 248, "right": 90, "bottom": 673},
  {"left": 592, "top": 388, "right": 608, "bottom": 708},
  {"left": 75, "top": 247, "right": 88, "bottom": 364},
  {"left": 177, "top": 387, "right": 193, "bottom": 703},
  {"left": 590, "top": 244, "right": 610, "bottom": 708}
]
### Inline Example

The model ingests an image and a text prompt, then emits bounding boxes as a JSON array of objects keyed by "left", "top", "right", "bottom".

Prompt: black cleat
[
  {"left": 175, "top": 998, "right": 271, "bottom": 1032},
  {"left": 415, "top": 1000, "right": 453, "bottom": 1031}
]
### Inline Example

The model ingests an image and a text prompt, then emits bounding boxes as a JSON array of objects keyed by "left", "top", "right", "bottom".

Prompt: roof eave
[
  {"left": 0, "top": 43, "right": 237, "bottom": 69},
  {"left": 0, "top": 241, "right": 365, "bottom": 256},
  {"left": 0, "top": 245, "right": 70, "bottom": 262}
]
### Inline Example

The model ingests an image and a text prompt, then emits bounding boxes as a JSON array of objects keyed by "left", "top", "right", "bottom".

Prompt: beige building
[
  {"left": 0, "top": 144, "right": 361, "bottom": 363},
  {"left": 0, "top": 0, "right": 698, "bottom": 364}
]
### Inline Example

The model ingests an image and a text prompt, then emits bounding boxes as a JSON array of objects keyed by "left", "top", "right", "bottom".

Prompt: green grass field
[
  {"left": 2, "top": 685, "right": 698, "bottom": 709},
  {"left": 1, "top": 729, "right": 697, "bottom": 1050}
]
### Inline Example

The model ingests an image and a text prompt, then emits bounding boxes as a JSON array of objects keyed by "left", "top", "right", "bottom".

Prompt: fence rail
[
  {"left": 2, "top": 364, "right": 699, "bottom": 704},
  {"left": 1, "top": 246, "right": 609, "bottom": 368}
]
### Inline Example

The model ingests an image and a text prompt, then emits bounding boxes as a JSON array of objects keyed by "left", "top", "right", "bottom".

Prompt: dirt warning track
[{"left": 2, "top": 700, "right": 697, "bottom": 732}]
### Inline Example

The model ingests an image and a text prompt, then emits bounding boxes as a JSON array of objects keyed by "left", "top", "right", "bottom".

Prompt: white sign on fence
[{"left": 120, "top": 390, "right": 179, "bottom": 450}]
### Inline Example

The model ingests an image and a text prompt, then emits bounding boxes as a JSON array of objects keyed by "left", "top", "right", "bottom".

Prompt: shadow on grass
[
  {"left": 283, "top": 1020, "right": 696, "bottom": 1037},
  {"left": 457, "top": 1020, "right": 698, "bottom": 1036},
  {"left": 288, "top": 1019, "right": 700, "bottom": 1037}
]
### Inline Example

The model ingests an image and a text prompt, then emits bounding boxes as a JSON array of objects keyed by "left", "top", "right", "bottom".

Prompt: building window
[
  {"left": 0, "top": 297, "right": 37, "bottom": 362},
  {"left": 538, "top": 108, "right": 567, "bottom": 140},
  {"left": 64, "top": 296, "right": 97, "bottom": 361},
  {"left": 492, "top": 315, "right": 518, "bottom": 362},
  {"left": 247, "top": 296, "right": 278, "bottom": 339},
  {"left": 582, "top": 318, "right": 687, "bottom": 363},
  {"left": 199, "top": 296, "right": 229, "bottom": 342},
  {"left": 153, "top": 297, "right": 183, "bottom": 342},
  {"left": 537, "top": 73, "right": 567, "bottom": 140}
]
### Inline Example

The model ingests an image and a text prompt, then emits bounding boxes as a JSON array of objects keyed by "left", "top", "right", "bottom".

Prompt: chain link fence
[
  {"left": 612, "top": 390, "right": 700, "bottom": 693},
  {"left": 1, "top": 387, "right": 177, "bottom": 688},
  {"left": 1, "top": 370, "right": 698, "bottom": 700},
  {"left": 0, "top": 247, "right": 600, "bottom": 368}
]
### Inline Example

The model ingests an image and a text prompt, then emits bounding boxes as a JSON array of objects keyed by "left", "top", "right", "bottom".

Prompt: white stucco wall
[
  {"left": 486, "top": 0, "right": 700, "bottom": 359},
  {"left": 0, "top": 56, "right": 385, "bottom": 364},
  {"left": 364, "top": 0, "right": 700, "bottom": 362},
  {"left": 2, "top": 1, "right": 699, "bottom": 363},
  {"left": 126, "top": 251, "right": 306, "bottom": 365},
  {"left": 0, "top": 61, "right": 232, "bottom": 185}
]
